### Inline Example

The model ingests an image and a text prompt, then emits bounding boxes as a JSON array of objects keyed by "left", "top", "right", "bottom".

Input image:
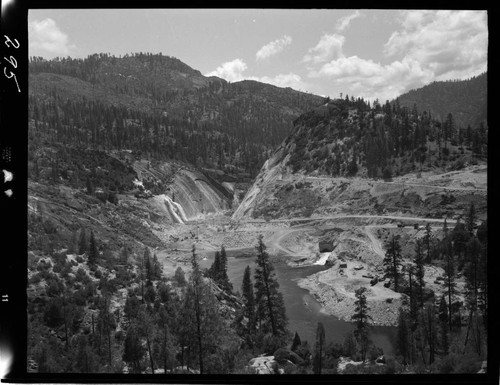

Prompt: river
[{"left": 199, "top": 248, "right": 396, "bottom": 355}]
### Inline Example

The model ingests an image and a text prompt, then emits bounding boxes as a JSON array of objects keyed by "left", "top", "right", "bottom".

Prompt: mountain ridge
[
  {"left": 29, "top": 52, "right": 325, "bottom": 178},
  {"left": 394, "top": 72, "right": 487, "bottom": 129}
]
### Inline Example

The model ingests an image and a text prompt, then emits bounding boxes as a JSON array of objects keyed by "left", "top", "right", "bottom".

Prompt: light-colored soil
[{"left": 298, "top": 259, "right": 402, "bottom": 326}]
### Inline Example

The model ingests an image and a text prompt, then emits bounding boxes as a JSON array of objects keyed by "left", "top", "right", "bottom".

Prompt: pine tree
[
  {"left": 74, "top": 335, "right": 99, "bottom": 373},
  {"left": 423, "top": 223, "right": 433, "bottom": 263},
  {"left": 475, "top": 221, "right": 488, "bottom": 329},
  {"left": 174, "top": 266, "right": 186, "bottom": 286},
  {"left": 152, "top": 253, "right": 162, "bottom": 280},
  {"left": 464, "top": 236, "right": 482, "bottom": 311},
  {"left": 452, "top": 220, "right": 470, "bottom": 265},
  {"left": 78, "top": 228, "right": 87, "bottom": 255},
  {"left": 383, "top": 235, "right": 403, "bottom": 292},
  {"left": 396, "top": 309, "right": 410, "bottom": 365},
  {"left": 405, "top": 264, "right": 418, "bottom": 324},
  {"left": 120, "top": 246, "right": 129, "bottom": 265},
  {"left": 137, "top": 306, "right": 156, "bottom": 374},
  {"left": 88, "top": 230, "right": 98, "bottom": 266},
  {"left": 351, "top": 287, "right": 372, "bottom": 362},
  {"left": 342, "top": 332, "right": 357, "bottom": 359},
  {"left": 123, "top": 325, "right": 145, "bottom": 373},
  {"left": 208, "top": 251, "right": 221, "bottom": 280},
  {"left": 218, "top": 245, "right": 232, "bottom": 292},
  {"left": 241, "top": 265, "right": 256, "bottom": 333},
  {"left": 413, "top": 239, "right": 426, "bottom": 308},
  {"left": 465, "top": 202, "right": 477, "bottom": 236},
  {"left": 421, "top": 304, "right": 437, "bottom": 365},
  {"left": 68, "top": 229, "right": 78, "bottom": 254},
  {"left": 155, "top": 306, "right": 176, "bottom": 373},
  {"left": 443, "top": 240, "right": 456, "bottom": 331},
  {"left": 313, "top": 322, "right": 325, "bottom": 374},
  {"left": 96, "top": 293, "right": 115, "bottom": 368},
  {"left": 86, "top": 176, "right": 94, "bottom": 195},
  {"left": 183, "top": 244, "right": 228, "bottom": 374},
  {"left": 144, "top": 248, "right": 152, "bottom": 284},
  {"left": 253, "top": 235, "right": 287, "bottom": 336},
  {"left": 291, "top": 331, "right": 301, "bottom": 352},
  {"left": 463, "top": 236, "right": 483, "bottom": 354},
  {"left": 207, "top": 246, "right": 232, "bottom": 293},
  {"left": 437, "top": 295, "right": 449, "bottom": 355},
  {"left": 124, "top": 294, "right": 141, "bottom": 321}
]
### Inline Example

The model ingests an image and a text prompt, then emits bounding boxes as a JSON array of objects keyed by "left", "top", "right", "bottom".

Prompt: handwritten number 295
[{"left": 3, "top": 35, "right": 20, "bottom": 93}]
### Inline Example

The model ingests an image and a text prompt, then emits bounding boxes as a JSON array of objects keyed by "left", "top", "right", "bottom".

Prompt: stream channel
[{"left": 199, "top": 248, "right": 396, "bottom": 355}]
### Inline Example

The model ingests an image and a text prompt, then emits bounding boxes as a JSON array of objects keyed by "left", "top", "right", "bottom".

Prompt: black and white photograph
[{"left": 0, "top": 6, "right": 493, "bottom": 382}]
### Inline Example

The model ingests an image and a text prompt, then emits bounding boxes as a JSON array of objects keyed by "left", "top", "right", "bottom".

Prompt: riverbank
[{"left": 298, "top": 264, "right": 402, "bottom": 327}]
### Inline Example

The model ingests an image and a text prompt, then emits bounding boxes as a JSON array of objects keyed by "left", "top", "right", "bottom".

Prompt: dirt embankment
[
  {"left": 234, "top": 161, "right": 487, "bottom": 223},
  {"left": 298, "top": 261, "right": 402, "bottom": 326}
]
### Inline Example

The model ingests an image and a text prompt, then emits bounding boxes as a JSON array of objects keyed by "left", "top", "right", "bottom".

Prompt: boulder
[
  {"left": 249, "top": 356, "right": 277, "bottom": 374},
  {"left": 273, "top": 348, "right": 305, "bottom": 366}
]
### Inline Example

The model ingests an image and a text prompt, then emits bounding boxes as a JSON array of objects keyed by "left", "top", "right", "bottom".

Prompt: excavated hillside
[{"left": 233, "top": 98, "right": 487, "bottom": 222}]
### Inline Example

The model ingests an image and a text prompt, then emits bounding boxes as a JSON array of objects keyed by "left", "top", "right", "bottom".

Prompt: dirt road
[
  {"left": 304, "top": 174, "right": 487, "bottom": 193},
  {"left": 243, "top": 213, "right": 457, "bottom": 225}
]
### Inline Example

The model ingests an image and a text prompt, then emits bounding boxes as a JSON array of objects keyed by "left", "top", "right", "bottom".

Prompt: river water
[{"left": 199, "top": 248, "right": 396, "bottom": 355}]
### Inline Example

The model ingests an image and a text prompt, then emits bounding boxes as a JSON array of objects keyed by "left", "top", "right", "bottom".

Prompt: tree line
[{"left": 381, "top": 203, "right": 487, "bottom": 372}]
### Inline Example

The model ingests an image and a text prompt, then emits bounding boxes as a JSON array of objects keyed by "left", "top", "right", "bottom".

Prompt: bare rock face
[
  {"left": 135, "top": 161, "right": 232, "bottom": 223},
  {"left": 232, "top": 147, "right": 288, "bottom": 220},
  {"left": 169, "top": 169, "right": 230, "bottom": 219},
  {"left": 249, "top": 356, "right": 279, "bottom": 374}
]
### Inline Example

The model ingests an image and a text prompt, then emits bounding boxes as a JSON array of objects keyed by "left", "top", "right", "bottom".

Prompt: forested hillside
[
  {"left": 29, "top": 53, "right": 324, "bottom": 178},
  {"left": 395, "top": 73, "right": 487, "bottom": 129},
  {"left": 282, "top": 97, "right": 487, "bottom": 179}
]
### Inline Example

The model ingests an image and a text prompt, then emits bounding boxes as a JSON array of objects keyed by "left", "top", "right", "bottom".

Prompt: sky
[{"left": 28, "top": 9, "right": 488, "bottom": 102}]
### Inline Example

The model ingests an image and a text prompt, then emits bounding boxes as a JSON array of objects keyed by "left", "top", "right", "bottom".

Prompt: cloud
[
  {"left": 206, "top": 59, "right": 307, "bottom": 91},
  {"left": 336, "top": 10, "right": 362, "bottom": 32},
  {"left": 257, "top": 73, "right": 308, "bottom": 90},
  {"left": 205, "top": 58, "right": 248, "bottom": 82},
  {"left": 309, "top": 55, "right": 432, "bottom": 102},
  {"left": 384, "top": 10, "right": 488, "bottom": 80},
  {"left": 256, "top": 35, "right": 292, "bottom": 61},
  {"left": 29, "top": 18, "right": 76, "bottom": 57},
  {"left": 304, "top": 10, "right": 487, "bottom": 101},
  {"left": 303, "top": 33, "right": 345, "bottom": 64}
]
